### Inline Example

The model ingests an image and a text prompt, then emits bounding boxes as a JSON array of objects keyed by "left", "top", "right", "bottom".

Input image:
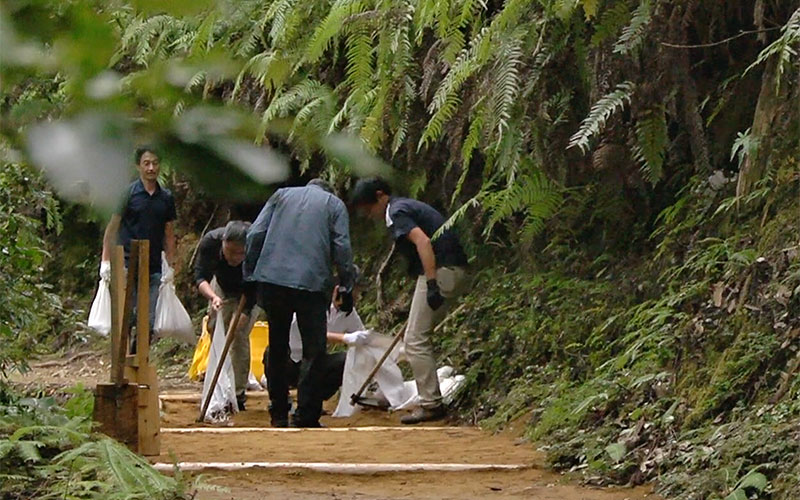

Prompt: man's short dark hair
[
  {"left": 222, "top": 220, "right": 250, "bottom": 246},
  {"left": 308, "top": 178, "right": 334, "bottom": 194},
  {"left": 350, "top": 177, "right": 392, "bottom": 206},
  {"left": 135, "top": 146, "right": 158, "bottom": 165}
]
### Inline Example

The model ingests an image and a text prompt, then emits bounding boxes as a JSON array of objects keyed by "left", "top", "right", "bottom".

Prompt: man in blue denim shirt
[{"left": 245, "top": 179, "right": 355, "bottom": 428}]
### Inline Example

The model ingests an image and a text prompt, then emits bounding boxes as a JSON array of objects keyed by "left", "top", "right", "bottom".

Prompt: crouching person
[{"left": 195, "top": 221, "right": 258, "bottom": 411}]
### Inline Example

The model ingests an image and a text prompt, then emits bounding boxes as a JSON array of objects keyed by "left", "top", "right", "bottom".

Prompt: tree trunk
[{"left": 736, "top": 55, "right": 784, "bottom": 197}]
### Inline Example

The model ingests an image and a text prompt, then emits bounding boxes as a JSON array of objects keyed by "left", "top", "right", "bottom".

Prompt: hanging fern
[
  {"left": 568, "top": 81, "right": 635, "bottom": 153},
  {"left": 488, "top": 33, "right": 524, "bottom": 139},
  {"left": 306, "top": 0, "right": 366, "bottom": 63},
  {"left": 590, "top": 1, "right": 631, "bottom": 47},
  {"left": 745, "top": 7, "right": 800, "bottom": 91},
  {"left": 613, "top": 0, "right": 650, "bottom": 54},
  {"left": 632, "top": 109, "right": 668, "bottom": 184},
  {"left": 482, "top": 167, "right": 563, "bottom": 241}
]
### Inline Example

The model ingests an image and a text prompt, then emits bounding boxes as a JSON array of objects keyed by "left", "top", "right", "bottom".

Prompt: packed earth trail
[{"left": 13, "top": 351, "right": 658, "bottom": 500}]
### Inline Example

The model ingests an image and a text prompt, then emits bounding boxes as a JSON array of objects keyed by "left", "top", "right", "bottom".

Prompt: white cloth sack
[
  {"left": 153, "top": 253, "right": 194, "bottom": 343},
  {"left": 333, "top": 332, "right": 412, "bottom": 417},
  {"left": 87, "top": 277, "right": 112, "bottom": 336},
  {"left": 394, "top": 366, "right": 466, "bottom": 410},
  {"left": 201, "top": 309, "right": 238, "bottom": 423},
  {"left": 247, "top": 372, "right": 264, "bottom": 392}
]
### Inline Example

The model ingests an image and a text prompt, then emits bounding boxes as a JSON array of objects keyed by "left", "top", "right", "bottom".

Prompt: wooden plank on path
[
  {"left": 161, "top": 426, "right": 466, "bottom": 433},
  {"left": 152, "top": 462, "right": 529, "bottom": 473}
]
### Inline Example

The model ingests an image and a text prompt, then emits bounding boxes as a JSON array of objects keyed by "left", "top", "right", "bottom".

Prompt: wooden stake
[
  {"left": 198, "top": 295, "right": 247, "bottom": 422},
  {"left": 136, "top": 240, "right": 150, "bottom": 367},
  {"left": 118, "top": 243, "right": 138, "bottom": 380},
  {"left": 110, "top": 246, "right": 126, "bottom": 385}
]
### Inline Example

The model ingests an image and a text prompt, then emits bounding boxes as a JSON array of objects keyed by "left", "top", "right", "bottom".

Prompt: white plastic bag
[
  {"left": 394, "top": 365, "right": 465, "bottom": 410},
  {"left": 87, "top": 276, "right": 111, "bottom": 336},
  {"left": 201, "top": 309, "right": 238, "bottom": 423},
  {"left": 153, "top": 253, "right": 194, "bottom": 343},
  {"left": 333, "top": 332, "right": 411, "bottom": 417}
]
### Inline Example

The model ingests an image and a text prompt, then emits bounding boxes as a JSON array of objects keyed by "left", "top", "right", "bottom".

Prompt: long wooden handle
[
  {"left": 350, "top": 321, "right": 406, "bottom": 405},
  {"left": 198, "top": 295, "right": 247, "bottom": 422}
]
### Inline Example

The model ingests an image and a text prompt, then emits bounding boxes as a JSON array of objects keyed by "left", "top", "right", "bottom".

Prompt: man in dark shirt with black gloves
[
  {"left": 101, "top": 146, "right": 176, "bottom": 342},
  {"left": 245, "top": 179, "right": 355, "bottom": 428},
  {"left": 351, "top": 177, "right": 468, "bottom": 424},
  {"left": 195, "top": 221, "right": 258, "bottom": 411}
]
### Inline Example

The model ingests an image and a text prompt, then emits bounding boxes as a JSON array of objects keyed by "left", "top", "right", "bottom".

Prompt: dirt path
[{"left": 13, "top": 353, "right": 658, "bottom": 499}]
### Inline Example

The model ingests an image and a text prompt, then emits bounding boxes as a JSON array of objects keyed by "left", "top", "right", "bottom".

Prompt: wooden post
[
  {"left": 136, "top": 241, "right": 150, "bottom": 367},
  {"left": 94, "top": 245, "right": 139, "bottom": 450},
  {"left": 133, "top": 240, "right": 160, "bottom": 456},
  {"left": 110, "top": 246, "right": 126, "bottom": 385}
]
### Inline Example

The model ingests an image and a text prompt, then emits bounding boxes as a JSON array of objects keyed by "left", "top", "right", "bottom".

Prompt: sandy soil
[
  {"left": 11, "top": 352, "right": 659, "bottom": 499},
  {"left": 160, "top": 397, "right": 657, "bottom": 500},
  {"left": 196, "top": 469, "right": 656, "bottom": 500}
]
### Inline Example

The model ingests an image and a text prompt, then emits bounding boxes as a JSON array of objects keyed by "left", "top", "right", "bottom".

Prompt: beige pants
[
  {"left": 404, "top": 266, "right": 468, "bottom": 409},
  {"left": 207, "top": 279, "right": 260, "bottom": 397}
]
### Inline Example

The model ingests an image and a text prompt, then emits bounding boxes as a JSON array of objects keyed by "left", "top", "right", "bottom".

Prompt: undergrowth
[
  {"left": 441, "top": 157, "right": 800, "bottom": 499},
  {"left": 0, "top": 383, "right": 196, "bottom": 499}
]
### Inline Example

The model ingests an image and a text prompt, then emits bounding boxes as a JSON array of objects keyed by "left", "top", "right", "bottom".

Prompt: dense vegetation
[{"left": 2, "top": 0, "right": 799, "bottom": 498}]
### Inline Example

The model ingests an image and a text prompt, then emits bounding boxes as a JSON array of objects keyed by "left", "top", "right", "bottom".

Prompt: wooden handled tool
[
  {"left": 198, "top": 295, "right": 247, "bottom": 422},
  {"left": 350, "top": 320, "right": 407, "bottom": 407}
]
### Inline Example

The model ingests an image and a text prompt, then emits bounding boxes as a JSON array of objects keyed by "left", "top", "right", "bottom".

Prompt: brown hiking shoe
[{"left": 400, "top": 405, "right": 447, "bottom": 425}]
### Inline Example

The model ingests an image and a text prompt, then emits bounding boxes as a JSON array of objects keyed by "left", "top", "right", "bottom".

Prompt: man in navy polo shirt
[
  {"left": 101, "top": 146, "right": 177, "bottom": 341},
  {"left": 350, "top": 177, "right": 468, "bottom": 424}
]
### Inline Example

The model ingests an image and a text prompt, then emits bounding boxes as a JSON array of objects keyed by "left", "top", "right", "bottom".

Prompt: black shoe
[
  {"left": 236, "top": 394, "right": 247, "bottom": 411},
  {"left": 290, "top": 418, "right": 325, "bottom": 428},
  {"left": 270, "top": 418, "right": 289, "bottom": 428},
  {"left": 400, "top": 405, "right": 447, "bottom": 425}
]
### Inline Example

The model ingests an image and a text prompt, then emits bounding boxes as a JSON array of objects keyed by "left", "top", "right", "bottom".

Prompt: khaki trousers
[
  {"left": 207, "top": 278, "right": 260, "bottom": 397},
  {"left": 404, "top": 266, "right": 467, "bottom": 409}
]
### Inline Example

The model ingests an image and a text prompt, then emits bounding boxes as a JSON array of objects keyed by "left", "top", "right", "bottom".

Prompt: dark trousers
[
  {"left": 264, "top": 350, "right": 346, "bottom": 402},
  {"left": 259, "top": 283, "right": 329, "bottom": 425}
]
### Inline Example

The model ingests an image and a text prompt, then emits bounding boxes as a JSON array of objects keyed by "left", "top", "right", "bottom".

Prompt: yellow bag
[
  {"left": 249, "top": 321, "right": 269, "bottom": 380},
  {"left": 188, "top": 316, "right": 269, "bottom": 381},
  {"left": 188, "top": 315, "right": 211, "bottom": 381}
]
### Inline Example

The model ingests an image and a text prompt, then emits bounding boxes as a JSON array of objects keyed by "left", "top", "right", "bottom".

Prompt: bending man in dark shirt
[
  {"left": 351, "top": 177, "right": 468, "bottom": 424},
  {"left": 195, "top": 221, "right": 258, "bottom": 410}
]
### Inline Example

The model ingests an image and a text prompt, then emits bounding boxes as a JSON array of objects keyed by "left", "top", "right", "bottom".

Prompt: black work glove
[
  {"left": 338, "top": 286, "right": 354, "bottom": 315},
  {"left": 426, "top": 279, "right": 445, "bottom": 310}
]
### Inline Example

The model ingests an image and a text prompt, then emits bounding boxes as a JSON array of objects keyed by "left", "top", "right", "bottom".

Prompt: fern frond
[
  {"left": 419, "top": 93, "right": 462, "bottom": 149},
  {"left": 434, "top": 194, "right": 484, "bottom": 239},
  {"left": 461, "top": 100, "right": 487, "bottom": 171},
  {"left": 488, "top": 35, "right": 524, "bottom": 138},
  {"left": 632, "top": 109, "right": 668, "bottom": 184},
  {"left": 482, "top": 168, "right": 562, "bottom": 240},
  {"left": 568, "top": 81, "right": 634, "bottom": 153},
  {"left": 745, "top": 7, "right": 800, "bottom": 91},
  {"left": 344, "top": 27, "right": 375, "bottom": 97},
  {"left": 590, "top": 1, "right": 631, "bottom": 47},
  {"left": 306, "top": 0, "right": 366, "bottom": 63},
  {"left": 613, "top": 0, "right": 651, "bottom": 54}
]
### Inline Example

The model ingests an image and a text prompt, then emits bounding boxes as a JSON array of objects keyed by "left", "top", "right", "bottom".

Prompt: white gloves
[
  {"left": 343, "top": 330, "right": 371, "bottom": 346},
  {"left": 99, "top": 261, "right": 111, "bottom": 281}
]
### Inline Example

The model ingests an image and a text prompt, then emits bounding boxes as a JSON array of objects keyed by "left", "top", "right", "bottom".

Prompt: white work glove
[
  {"left": 342, "top": 330, "right": 371, "bottom": 346},
  {"left": 99, "top": 261, "right": 111, "bottom": 281}
]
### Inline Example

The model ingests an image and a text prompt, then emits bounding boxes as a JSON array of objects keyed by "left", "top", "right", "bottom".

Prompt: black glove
[
  {"left": 338, "top": 286, "right": 354, "bottom": 315},
  {"left": 426, "top": 279, "right": 444, "bottom": 310}
]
